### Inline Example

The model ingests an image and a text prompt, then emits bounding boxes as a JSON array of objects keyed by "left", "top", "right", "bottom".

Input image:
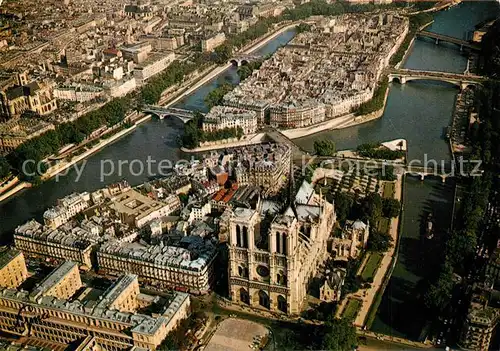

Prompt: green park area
[
  {"left": 361, "top": 252, "right": 383, "bottom": 281},
  {"left": 342, "top": 298, "right": 362, "bottom": 321},
  {"left": 382, "top": 181, "right": 396, "bottom": 199},
  {"left": 377, "top": 217, "right": 390, "bottom": 235}
]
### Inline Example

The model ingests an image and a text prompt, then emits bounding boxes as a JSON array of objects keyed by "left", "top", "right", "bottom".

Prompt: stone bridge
[
  {"left": 229, "top": 54, "right": 263, "bottom": 67},
  {"left": 142, "top": 105, "right": 203, "bottom": 123},
  {"left": 388, "top": 68, "right": 485, "bottom": 90},
  {"left": 417, "top": 30, "right": 480, "bottom": 51},
  {"left": 405, "top": 165, "right": 454, "bottom": 182}
]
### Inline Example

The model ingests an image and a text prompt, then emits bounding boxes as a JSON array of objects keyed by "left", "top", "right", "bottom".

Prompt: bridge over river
[
  {"left": 388, "top": 68, "right": 485, "bottom": 90},
  {"left": 142, "top": 105, "right": 205, "bottom": 123},
  {"left": 417, "top": 30, "right": 481, "bottom": 51},
  {"left": 298, "top": 154, "right": 473, "bottom": 182}
]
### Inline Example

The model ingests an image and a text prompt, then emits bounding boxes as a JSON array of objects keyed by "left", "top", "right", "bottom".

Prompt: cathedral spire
[{"left": 286, "top": 156, "right": 298, "bottom": 219}]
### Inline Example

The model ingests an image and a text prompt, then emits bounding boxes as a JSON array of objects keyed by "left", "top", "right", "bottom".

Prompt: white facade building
[
  {"left": 43, "top": 192, "right": 91, "bottom": 229},
  {"left": 134, "top": 52, "right": 175, "bottom": 85},
  {"left": 203, "top": 106, "right": 258, "bottom": 135}
]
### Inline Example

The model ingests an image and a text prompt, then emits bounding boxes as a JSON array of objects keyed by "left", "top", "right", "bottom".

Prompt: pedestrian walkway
[{"left": 337, "top": 177, "right": 402, "bottom": 327}]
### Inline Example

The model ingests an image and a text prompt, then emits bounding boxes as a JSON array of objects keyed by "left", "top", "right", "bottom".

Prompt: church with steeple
[{"left": 227, "top": 177, "right": 336, "bottom": 315}]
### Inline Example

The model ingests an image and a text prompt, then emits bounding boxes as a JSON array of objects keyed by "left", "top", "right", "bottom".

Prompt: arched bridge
[
  {"left": 417, "top": 30, "right": 480, "bottom": 51},
  {"left": 229, "top": 54, "right": 263, "bottom": 67},
  {"left": 388, "top": 68, "right": 485, "bottom": 90},
  {"left": 142, "top": 105, "right": 203, "bottom": 123},
  {"left": 405, "top": 164, "right": 454, "bottom": 182}
]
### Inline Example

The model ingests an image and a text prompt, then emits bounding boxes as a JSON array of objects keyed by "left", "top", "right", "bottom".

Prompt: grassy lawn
[
  {"left": 361, "top": 253, "right": 383, "bottom": 281},
  {"left": 377, "top": 217, "right": 390, "bottom": 234},
  {"left": 342, "top": 298, "right": 362, "bottom": 321},
  {"left": 382, "top": 182, "right": 395, "bottom": 199}
]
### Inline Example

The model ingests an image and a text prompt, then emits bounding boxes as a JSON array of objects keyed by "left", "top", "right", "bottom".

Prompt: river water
[
  {"left": 368, "top": 1, "right": 500, "bottom": 339},
  {"left": 0, "top": 5, "right": 498, "bottom": 336}
]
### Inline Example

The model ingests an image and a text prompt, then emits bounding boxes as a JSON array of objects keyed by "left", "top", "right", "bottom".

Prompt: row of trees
[
  {"left": 205, "top": 59, "right": 265, "bottom": 109},
  {"left": 354, "top": 77, "right": 388, "bottom": 116},
  {"left": 237, "top": 60, "right": 263, "bottom": 81},
  {"left": 356, "top": 142, "right": 405, "bottom": 160},
  {"left": 389, "top": 12, "right": 435, "bottom": 66},
  {"left": 7, "top": 96, "right": 131, "bottom": 180},
  {"left": 313, "top": 139, "right": 336, "bottom": 156},
  {"left": 205, "top": 83, "right": 236, "bottom": 109},
  {"left": 140, "top": 61, "right": 201, "bottom": 105}
]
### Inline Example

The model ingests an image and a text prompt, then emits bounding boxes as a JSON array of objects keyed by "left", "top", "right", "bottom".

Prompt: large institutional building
[
  {"left": 0, "top": 72, "right": 57, "bottom": 121},
  {"left": 0, "top": 257, "right": 190, "bottom": 350},
  {"left": 227, "top": 180, "right": 336, "bottom": 314}
]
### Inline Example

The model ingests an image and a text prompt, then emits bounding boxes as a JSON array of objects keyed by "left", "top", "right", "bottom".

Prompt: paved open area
[{"left": 205, "top": 318, "right": 269, "bottom": 351}]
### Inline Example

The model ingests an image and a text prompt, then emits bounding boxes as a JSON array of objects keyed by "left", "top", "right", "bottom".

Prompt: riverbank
[
  {"left": 0, "top": 181, "right": 31, "bottom": 203},
  {"left": 180, "top": 133, "right": 267, "bottom": 153},
  {"left": 182, "top": 84, "right": 392, "bottom": 153},
  {"left": 40, "top": 114, "right": 152, "bottom": 181},
  {"left": 356, "top": 176, "right": 402, "bottom": 328},
  {"left": 407, "top": 0, "right": 461, "bottom": 16}
]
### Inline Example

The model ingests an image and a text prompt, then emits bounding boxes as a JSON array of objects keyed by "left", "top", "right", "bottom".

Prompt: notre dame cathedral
[{"left": 227, "top": 180, "right": 336, "bottom": 315}]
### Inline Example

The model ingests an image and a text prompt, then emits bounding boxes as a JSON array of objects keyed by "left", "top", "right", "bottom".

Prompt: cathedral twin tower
[{"left": 227, "top": 184, "right": 336, "bottom": 315}]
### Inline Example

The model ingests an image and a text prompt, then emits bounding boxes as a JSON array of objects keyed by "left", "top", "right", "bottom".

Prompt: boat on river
[{"left": 425, "top": 213, "right": 434, "bottom": 239}]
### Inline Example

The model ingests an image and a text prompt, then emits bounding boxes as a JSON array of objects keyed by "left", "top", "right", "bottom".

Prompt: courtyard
[{"left": 205, "top": 318, "right": 270, "bottom": 351}]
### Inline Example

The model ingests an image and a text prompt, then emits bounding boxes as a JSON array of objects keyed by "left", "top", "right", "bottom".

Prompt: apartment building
[
  {"left": 121, "top": 42, "right": 152, "bottom": 64},
  {"left": 0, "top": 248, "right": 28, "bottom": 289},
  {"left": 96, "top": 274, "right": 139, "bottom": 313},
  {"left": 459, "top": 284, "right": 500, "bottom": 351},
  {"left": 222, "top": 95, "right": 269, "bottom": 126},
  {"left": 53, "top": 84, "right": 104, "bottom": 102},
  {"left": 97, "top": 236, "right": 217, "bottom": 294},
  {"left": 108, "top": 188, "right": 174, "bottom": 228},
  {"left": 269, "top": 100, "right": 326, "bottom": 129},
  {"left": 30, "top": 261, "right": 82, "bottom": 300},
  {"left": 14, "top": 220, "right": 95, "bottom": 268},
  {"left": 201, "top": 32, "right": 226, "bottom": 52},
  {"left": 233, "top": 143, "right": 291, "bottom": 191}
]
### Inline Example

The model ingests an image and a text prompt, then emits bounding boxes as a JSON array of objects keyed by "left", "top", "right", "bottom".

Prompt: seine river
[
  {"left": 0, "top": 4, "right": 498, "bottom": 339},
  {"left": 368, "top": 1, "right": 500, "bottom": 339}
]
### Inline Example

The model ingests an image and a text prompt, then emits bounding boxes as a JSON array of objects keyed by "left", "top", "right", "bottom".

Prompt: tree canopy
[
  {"left": 0, "top": 156, "right": 10, "bottom": 180},
  {"left": 204, "top": 83, "right": 236, "bottom": 109},
  {"left": 382, "top": 198, "right": 401, "bottom": 218},
  {"left": 321, "top": 318, "right": 358, "bottom": 351},
  {"left": 314, "top": 139, "right": 336, "bottom": 156},
  {"left": 368, "top": 230, "right": 393, "bottom": 252}
]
